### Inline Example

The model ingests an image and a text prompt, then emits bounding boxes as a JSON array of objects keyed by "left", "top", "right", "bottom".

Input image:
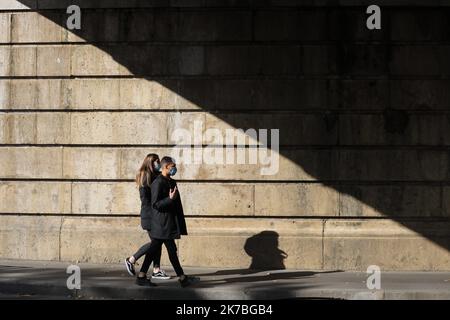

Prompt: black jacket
[
  {"left": 139, "top": 185, "right": 153, "bottom": 230},
  {"left": 150, "top": 175, "right": 188, "bottom": 239}
]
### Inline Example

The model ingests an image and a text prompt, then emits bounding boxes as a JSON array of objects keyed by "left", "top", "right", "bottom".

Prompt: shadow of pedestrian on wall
[
  {"left": 191, "top": 231, "right": 342, "bottom": 286},
  {"left": 244, "top": 231, "right": 288, "bottom": 271}
]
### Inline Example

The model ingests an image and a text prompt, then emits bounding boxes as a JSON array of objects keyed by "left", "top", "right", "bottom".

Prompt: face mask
[
  {"left": 153, "top": 162, "right": 161, "bottom": 172},
  {"left": 169, "top": 167, "right": 177, "bottom": 176}
]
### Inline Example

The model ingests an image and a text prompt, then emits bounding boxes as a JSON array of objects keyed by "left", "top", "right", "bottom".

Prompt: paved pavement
[{"left": 0, "top": 259, "right": 449, "bottom": 300}]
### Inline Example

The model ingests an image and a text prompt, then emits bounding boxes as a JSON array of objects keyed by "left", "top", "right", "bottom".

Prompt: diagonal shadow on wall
[{"left": 11, "top": 1, "right": 450, "bottom": 267}]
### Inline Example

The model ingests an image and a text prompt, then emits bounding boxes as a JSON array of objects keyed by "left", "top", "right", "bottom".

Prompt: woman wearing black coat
[
  {"left": 137, "top": 156, "right": 199, "bottom": 287},
  {"left": 124, "top": 153, "right": 170, "bottom": 285}
]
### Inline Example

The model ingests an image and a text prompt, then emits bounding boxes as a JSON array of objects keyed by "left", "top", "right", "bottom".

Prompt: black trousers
[
  {"left": 133, "top": 231, "right": 161, "bottom": 268},
  {"left": 139, "top": 238, "right": 184, "bottom": 277}
]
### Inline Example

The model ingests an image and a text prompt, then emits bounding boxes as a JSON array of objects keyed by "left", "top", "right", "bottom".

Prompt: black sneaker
[
  {"left": 124, "top": 257, "right": 135, "bottom": 276},
  {"left": 135, "top": 276, "right": 157, "bottom": 287},
  {"left": 152, "top": 269, "right": 171, "bottom": 280},
  {"left": 179, "top": 275, "right": 200, "bottom": 288}
]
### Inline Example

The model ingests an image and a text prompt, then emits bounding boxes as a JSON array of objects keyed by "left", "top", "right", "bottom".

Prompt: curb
[{"left": 1, "top": 280, "right": 449, "bottom": 300}]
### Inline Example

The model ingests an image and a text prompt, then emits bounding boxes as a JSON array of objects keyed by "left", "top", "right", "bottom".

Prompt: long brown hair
[{"left": 135, "top": 153, "right": 160, "bottom": 188}]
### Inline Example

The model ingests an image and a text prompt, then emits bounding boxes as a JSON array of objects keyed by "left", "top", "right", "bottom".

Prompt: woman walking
[
  {"left": 136, "top": 156, "right": 199, "bottom": 287},
  {"left": 124, "top": 153, "right": 170, "bottom": 286}
]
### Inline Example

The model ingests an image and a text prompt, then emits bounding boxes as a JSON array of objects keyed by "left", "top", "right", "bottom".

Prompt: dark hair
[{"left": 160, "top": 156, "right": 175, "bottom": 169}]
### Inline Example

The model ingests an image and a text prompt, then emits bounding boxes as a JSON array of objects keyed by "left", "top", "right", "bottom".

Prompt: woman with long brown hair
[{"left": 124, "top": 153, "right": 170, "bottom": 286}]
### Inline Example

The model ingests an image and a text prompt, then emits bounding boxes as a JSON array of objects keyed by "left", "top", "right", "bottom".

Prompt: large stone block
[
  {"left": 323, "top": 219, "right": 450, "bottom": 271},
  {"left": 255, "top": 9, "right": 327, "bottom": 41},
  {"left": 70, "top": 112, "right": 165, "bottom": 145},
  {"left": 254, "top": 183, "right": 339, "bottom": 216},
  {"left": 8, "top": 80, "right": 37, "bottom": 109},
  {"left": 172, "top": 46, "right": 205, "bottom": 75},
  {"left": 0, "top": 113, "right": 36, "bottom": 144},
  {"left": 69, "top": 112, "right": 204, "bottom": 145},
  {"left": 179, "top": 218, "right": 324, "bottom": 269},
  {"left": 339, "top": 114, "right": 450, "bottom": 146},
  {"left": 179, "top": 182, "right": 254, "bottom": 216},
  {"left": 62, "top": 147, "right": 121, "bottom": 179},
  {"left": 205, "top": 113, "right": 338, "bottom": 146},
  {"left": 0, "top": 13, "right": 11, "bottom": 43},
  {"left": 36, "top": 79, "right": 64, "bottom": 109},
  {"left": 333, "top": 44, "right": 387, "bottom": 76},
  {"left": 179, "top": 234, "right": 253, "bottom": 268},
  {"left": 11, "top": 12, "right": 63, "bottom": 43},
  {"left": 206, "top": 45, "right": 301, "bottom": 75},
  {"left": 6, "top": 79, "right": 63, "bottom": 109},
  {"left": 390, "top": 80, "right": 450, "bottom": 110},
  {"left": 116, "top": 9, "right": 155, "bottom": 42},
  {"left": 11, "top": 45, "right": 36, "bottom": 76},
  {"left": 390, "top": 46, "right": 442, "bottom": 76},
  {"left": 0, "top": 147, "right": 63, "bottom": 178},
  {"left": 60, "top": 216, "right": 146, "bottom": 263},
  {"left": 37, "top": 45, "right": 71, "bottom": 76},
  {"left": 71, "top": 182, "right": 139, "bottom": 215},
  {"left": 63, "top": 79, "right": 120, "bottom": 109},
  {"left": 0, "top": 47, "right": 11, "bottom": 76},
  {"left": 0, "top": 215, "right": 61, "bottom": 261},
  {"left": 390, "top": 10, "right": 450, "bottom": 41},
  {"left": 328, "top": 80, "right": 389, "bottom": 110},
  {"left": 176, "top": 78, "right": 244, "bottom": 110},
  {"left": 153, "top": 10, "right": 251, "bottom": 41},
  {"left": 108, "top": 45, "right": 159, "bottom": 76},
  {"left": 0, "top": 112, "right": 71, "bottom": 144},
  {"left": 301, "top": 45, "right": 335, "bottom": 75},
  {"left": 251, "top": 79, "right": 328, "bottom": 110},
  {"left": 36, "top": 112, "right": 71, "bottom": 144},
  {"left": 339, "top": 185, "right": 443, "bottom": 217},
  {"left": 0, "top": 80, "right": 10, "bottom": 108},
  {"left": 337, "top": 149, "right": 449, "bottom": 181},
  {"left": 71, "top": 45, "right": 121, "bottom": 76},
  {"left": 0, "top": 181, "right": 71, "bottom": 213},
  {"left": 118, "top": 79, "right": 184, "bottom": 110}
]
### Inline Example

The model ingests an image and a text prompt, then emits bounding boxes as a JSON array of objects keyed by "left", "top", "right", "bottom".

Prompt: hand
[{"left": 169, "top": 186, "right": 178, "bottom": 199}]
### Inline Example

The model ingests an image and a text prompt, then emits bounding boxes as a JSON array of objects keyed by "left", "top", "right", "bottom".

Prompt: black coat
[
  {"left": 150, "top": 175, "right": 188, "bottom": 239},
  {"left": 139, "top": 185, "right": 153, "bottom": 230}
]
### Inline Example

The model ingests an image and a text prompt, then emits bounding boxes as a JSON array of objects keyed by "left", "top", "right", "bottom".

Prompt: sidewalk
[{"left": 0, "top": 259, "right": 449, "bottom": 300}]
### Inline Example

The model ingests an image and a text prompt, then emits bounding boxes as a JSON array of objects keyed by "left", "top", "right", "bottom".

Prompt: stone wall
[{"left": 0, "top": 0, "right": 449, "bottom": 271}]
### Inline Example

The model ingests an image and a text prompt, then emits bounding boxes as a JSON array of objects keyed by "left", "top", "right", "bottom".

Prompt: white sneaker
[{"left": 152, "top": 270, "right": 171, "bottom": 280}]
